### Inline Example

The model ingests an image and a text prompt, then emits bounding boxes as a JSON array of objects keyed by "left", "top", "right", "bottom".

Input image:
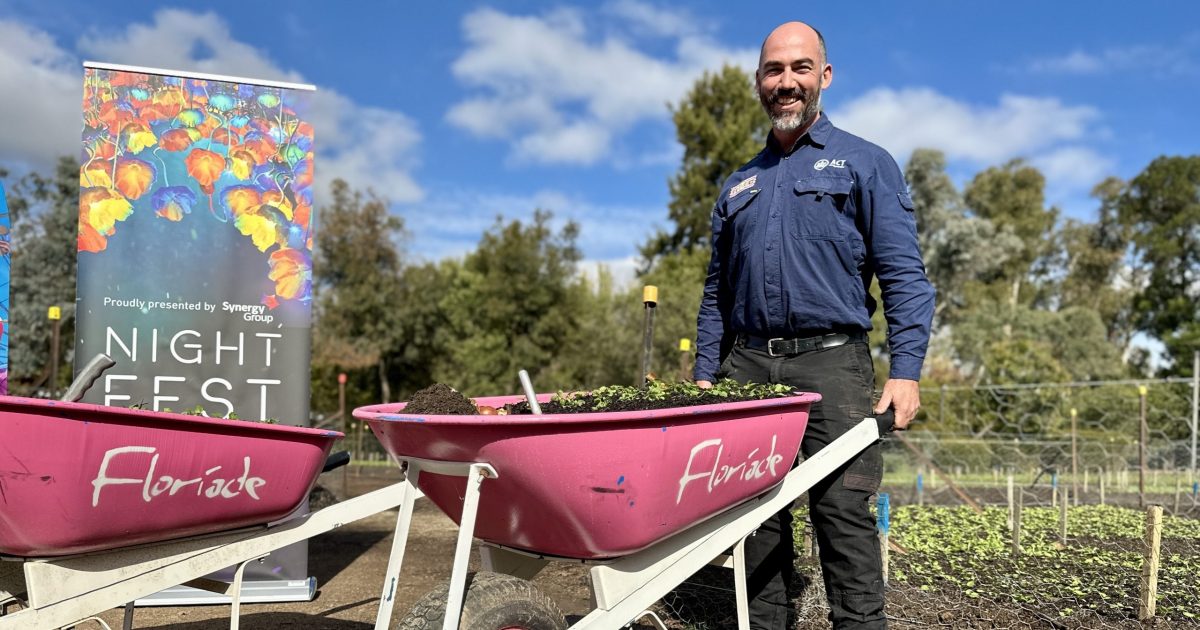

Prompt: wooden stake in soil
[
  {"left": 1007, "top": 474, "right": 1015, "bottom": 532},
  {"left": 1071, "top": 407, "right": 1079, "bottom": 506},
  {"left": 1012, "top": 488, "right": 1023, "bottom": 557},
  {"left": 1059, "top": 486, "right": 1069, "bottom": 545},
  {"left": 1139, "top": 505, "right": 1164, "bottom": 620},
  {"left": 639, "top": 286, "right": 657, "bottom": 388}
]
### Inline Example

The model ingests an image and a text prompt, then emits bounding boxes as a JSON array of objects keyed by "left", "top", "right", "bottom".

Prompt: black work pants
[{"left": 718, "top": 341, "right": 885, "bottom": 630}]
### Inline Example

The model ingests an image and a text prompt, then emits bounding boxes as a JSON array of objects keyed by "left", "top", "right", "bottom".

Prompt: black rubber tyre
[{"left": 399, "top": 571, "right": 567, "bottom": 630}]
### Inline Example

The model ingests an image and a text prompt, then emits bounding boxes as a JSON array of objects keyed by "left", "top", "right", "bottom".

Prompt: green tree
[
  {"left": 640, "top": 65, "right": 768, "bottom": 267},
  {"left": 905, "top": 149, "right": 1021, "bottom": 326},
  {"left": 5, "top": 157, "right": 80, "bottom": 394},
  {"left": 544, "top": 265, "right": 640, "bottom": 389},
  {"left": 1116, "top": 156, "right": 1200, "bottom": 375},
  {"left": 1057, "top": 177, "right": 1136, "bottom": 348},
  {"left": 963, "top": 159, "right": 1059, "bottom": 307},
  {"left": 433, "top": 210, "right": 584, "bottom": 395},
  {"left": 313, "top": 179, "right": 407, "bottom": 402}
]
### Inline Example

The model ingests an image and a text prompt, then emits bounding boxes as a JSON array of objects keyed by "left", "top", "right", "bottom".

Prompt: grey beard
[{"left": 767, "top": 91, "right": 821, "bottom": 132}]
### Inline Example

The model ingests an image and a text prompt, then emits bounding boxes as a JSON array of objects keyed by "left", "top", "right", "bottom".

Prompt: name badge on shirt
[{"left": 728, "top": 175, "right": 757, "bottom": 199}]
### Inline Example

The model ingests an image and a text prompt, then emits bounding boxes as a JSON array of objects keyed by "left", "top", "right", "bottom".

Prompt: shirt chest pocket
[
  {"left": 721, "top": 187, "right": 761, "bottom": 248},
  {"left": 789, "top": 175, "right": 855, "bottom": 239}
]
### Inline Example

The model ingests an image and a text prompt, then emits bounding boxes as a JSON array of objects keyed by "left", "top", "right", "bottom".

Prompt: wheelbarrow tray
[
  {"left": 355, "top": 392, "right": 817, "bottom": 559},
  {"left": 0, "top": 396, "right": 341, "bottom": 557}
]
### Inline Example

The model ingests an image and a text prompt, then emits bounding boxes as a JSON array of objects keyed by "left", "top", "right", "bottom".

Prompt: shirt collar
[{"left": 766, "top": 113, "right": 833, "bottom": 154}]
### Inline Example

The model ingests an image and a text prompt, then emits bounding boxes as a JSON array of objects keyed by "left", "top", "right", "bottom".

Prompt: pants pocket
[
  {"left": 842, "top": 443, "right": 883, "bottom": 492},
  {"left": 839, "top": 403, "right": 883, "bottom": 493}
]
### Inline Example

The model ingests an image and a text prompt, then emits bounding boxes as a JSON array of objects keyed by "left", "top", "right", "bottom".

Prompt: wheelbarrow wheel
[{"left": 399, "top": 570, "right": 566, "bottom": 630}]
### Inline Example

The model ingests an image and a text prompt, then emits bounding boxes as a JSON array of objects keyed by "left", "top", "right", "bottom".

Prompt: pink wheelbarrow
[
  {"left": 0, "top": 394, "right": 357, "bottom": 630},
  {"left": 354, "top": 392, "right": 892, "bottom": 630}
]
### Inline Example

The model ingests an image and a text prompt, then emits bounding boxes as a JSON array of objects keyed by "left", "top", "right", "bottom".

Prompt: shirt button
[{"left": 766, "top": 245, "right": 773, "bottom": 251}]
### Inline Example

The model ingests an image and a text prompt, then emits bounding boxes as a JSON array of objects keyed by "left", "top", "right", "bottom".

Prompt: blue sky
[{"left": 1, "top": 1, "right": 1197, "bottom": 283}]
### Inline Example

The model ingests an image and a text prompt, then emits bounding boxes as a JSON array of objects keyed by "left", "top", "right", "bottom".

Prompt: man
[{"left": 694, "top": 21, "right": 935, "bottom": 630}]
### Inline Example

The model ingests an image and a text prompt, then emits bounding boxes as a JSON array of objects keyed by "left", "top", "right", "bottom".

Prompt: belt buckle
[{"left": 767, "top": 337, "right": 784, "bottom": 357}]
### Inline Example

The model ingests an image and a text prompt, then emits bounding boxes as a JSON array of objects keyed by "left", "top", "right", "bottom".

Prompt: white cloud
[
  {"left": 0, "top": 10, "right": 422, "bottom": 203},
  {"left": 0, "top": 20, "right": 85, "bottom": 170},
  {"left": 399, "top": 187, "right": 662, "bottom": 264},
  {"left": 578, "top": 255, "right": 640, "bottom": 290},
  {"left": 1030, "top": 41, "right": 1199, "bottom": 77},
  {"left": 831, "top": 88, "right": 1101, "bottom": 166},
  {"left": 446, "top": 4, "right": 756, "bottom": 166},
  {"left": 601, "top": 0, "right": 707, "bottom": 39},
  {"left": 1031, "top": 146, "right": 1114, "bottom": 189}
]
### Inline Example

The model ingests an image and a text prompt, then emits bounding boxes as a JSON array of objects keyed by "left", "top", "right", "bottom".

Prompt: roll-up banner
[{"left": 76, "top": 62, "right": 317, "bottom": 603}]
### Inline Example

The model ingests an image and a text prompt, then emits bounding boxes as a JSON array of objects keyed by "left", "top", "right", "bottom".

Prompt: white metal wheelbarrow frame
[
  {"left": 0, "top": 417, "right": 879, "bottom": 630},
  {"left": 0, "top": 480, "right": 408, "bottom": 630},
  {"left": 374, "top": 417, "right": 883, "bottom": 630}
]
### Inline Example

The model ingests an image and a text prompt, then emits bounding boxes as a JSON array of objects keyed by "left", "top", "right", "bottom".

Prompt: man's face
[{"left": 755, "top": 27, "right": 831, "bottom": 132}]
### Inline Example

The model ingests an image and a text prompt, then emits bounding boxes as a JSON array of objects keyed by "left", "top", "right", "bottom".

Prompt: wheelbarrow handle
[
  {"left": 61, "top": 354, "right": 116, "bottom": 402},
  {"left": 322, "top": 451, "right": 351, "bottom": 473},
  {"left": 873, "top": 409, "right": 896, "bottom": 435}
]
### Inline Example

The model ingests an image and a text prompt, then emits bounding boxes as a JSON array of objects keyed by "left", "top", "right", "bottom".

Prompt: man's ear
[{"left": 822, "top": 63, "right": 833, "bottom": 89}]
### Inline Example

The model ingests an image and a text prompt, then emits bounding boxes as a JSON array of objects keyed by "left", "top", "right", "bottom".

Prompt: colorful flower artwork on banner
[{"left": 80, "top": 68, "right": 314, "bottom": 307}]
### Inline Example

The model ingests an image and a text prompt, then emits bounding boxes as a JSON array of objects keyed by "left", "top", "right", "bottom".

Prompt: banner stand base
[{"left": 134, "top": 578, "right": 316, "bottom": 606}]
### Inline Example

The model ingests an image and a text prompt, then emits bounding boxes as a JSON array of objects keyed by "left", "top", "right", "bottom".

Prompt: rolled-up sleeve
[
  {"left": 863, "top": 153, "right": 936, "bottom": 381},
  {"left": 694, "top": 203, "right": 727, "bottom": 382}
]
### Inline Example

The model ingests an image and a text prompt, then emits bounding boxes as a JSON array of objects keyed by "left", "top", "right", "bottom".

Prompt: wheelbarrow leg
[
  {"left": 229, "top": 553, "right": 267, "bottom": 630},
  {"left": 122, "top": 601, "right": 134, "bottom": 629},
  {"left": 732, "top": 536, "right": 749, "bottom": 630},
  {"left": 441, "top": 463, "right": 491, "bottom": 630},
  {"left": 374, "top": 464, "right": 423, "bottom": 630}
]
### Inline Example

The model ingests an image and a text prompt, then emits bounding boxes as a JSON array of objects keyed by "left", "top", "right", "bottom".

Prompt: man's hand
[
  {"left": 874, "top": 378, "right": 920, "bottom": 430},
  {"left": 696, "top": 380, "right": 713, "bottom": 389}
]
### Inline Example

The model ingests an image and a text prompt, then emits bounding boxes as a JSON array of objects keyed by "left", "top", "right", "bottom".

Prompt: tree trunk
[{"left": 378, "top": 358, "right": 391, "bottom": 404}]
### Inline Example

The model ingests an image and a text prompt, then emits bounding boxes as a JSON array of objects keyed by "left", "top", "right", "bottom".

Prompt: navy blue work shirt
[{"left": 694, "top": 114, "right": 935, "bottom": 382}]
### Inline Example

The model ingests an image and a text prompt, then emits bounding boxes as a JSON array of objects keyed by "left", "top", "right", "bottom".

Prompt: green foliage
[
  {"left": 548, "top": 379, "right": 795, "bottom": 412},
  {"left": 4, "top": 157, "right": 80, "bottom": 394},
  {"left": 1117, "top": 156, "right": 1200, "bottom": 376},
  {"left": 964, "top": 159, "right": 1059, "bottom": 298},
  {"left": 432, "top": 210, "right": 585, "bottom": 394},
  {"left": 904, "top": 149, "right": 1022, "bottom": 327},
  {"left": 640, "top": 65, "right": 769, "bottom": 267},
  {"left": 313, "top": 179, "right": 407, "bottom": 401},
  {"left": 873, "top": 504, "right": 1200, "bottom": 622}
]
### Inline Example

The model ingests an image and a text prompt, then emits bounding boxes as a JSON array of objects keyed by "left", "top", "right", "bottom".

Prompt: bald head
[
  {"left": 755, "top": 21, "right": 832, "bottom": 143},
  {"left": 759, "top": 22, "right": 827, "bottom": 68}
]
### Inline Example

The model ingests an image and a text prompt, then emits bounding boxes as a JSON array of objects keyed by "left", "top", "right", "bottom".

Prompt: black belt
[{"left": 738, "top": 331, "right": 867, "bottom": 357}]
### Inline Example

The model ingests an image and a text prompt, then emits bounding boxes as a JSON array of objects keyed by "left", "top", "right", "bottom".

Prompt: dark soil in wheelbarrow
[
  {"left": 402, "top": 380, "right": 799, "bottom": 415},
  {"left": 402, "top": 383, "right": 478, "bottom": 415}
]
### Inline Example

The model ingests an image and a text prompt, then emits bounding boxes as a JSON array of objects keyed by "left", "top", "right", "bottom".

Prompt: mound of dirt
[{"left": 403, "top": 383, "right": 478, "bottom": 415}]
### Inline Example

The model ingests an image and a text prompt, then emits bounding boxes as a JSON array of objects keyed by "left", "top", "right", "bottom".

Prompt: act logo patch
[{"left": 814, "top": 159, "right": 846, "bottom": 170}]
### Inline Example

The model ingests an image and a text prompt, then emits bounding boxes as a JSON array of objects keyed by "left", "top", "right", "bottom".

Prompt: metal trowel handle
[
  {"left": 61, "top": 354, "right": 116, "bottom": 402},
  {"left": 873, "top": 409, "right": 896, "bottom": 435}
]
